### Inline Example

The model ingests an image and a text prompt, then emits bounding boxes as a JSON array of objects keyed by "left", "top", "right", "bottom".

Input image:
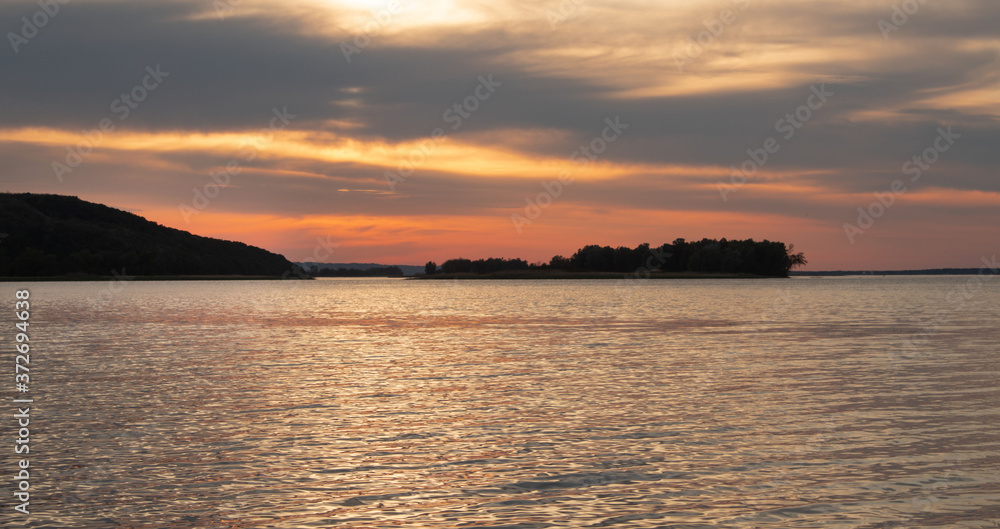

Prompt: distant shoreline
[
  {"left": 410, "top": 271, "right": 776, "bottom": 280},
  {"left": 791, "top": 268, "right": 989, "bottom": 276},
  {"left": 2, "top": 269, "right": 989, "bottom": 281},
  {"left": 0, "top": 275, "right": 313, "bottom": 282}
]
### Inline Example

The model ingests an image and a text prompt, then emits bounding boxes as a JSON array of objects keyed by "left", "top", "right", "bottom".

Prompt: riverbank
[
  {"left": 410, "top": 270, "right": 777, "bottom": 280},
  {"left": 0, "top": 275, "right": 313, "bottom": 281}
]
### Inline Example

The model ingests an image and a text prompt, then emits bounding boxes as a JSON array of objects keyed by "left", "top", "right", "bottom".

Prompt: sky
[{"left": 1, "top": 0, "right": 998, "bottom": 270}]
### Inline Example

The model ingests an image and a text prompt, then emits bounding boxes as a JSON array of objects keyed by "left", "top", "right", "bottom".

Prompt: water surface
[{"left": 2, "top": 276, "right": 998, "bottom": 528}]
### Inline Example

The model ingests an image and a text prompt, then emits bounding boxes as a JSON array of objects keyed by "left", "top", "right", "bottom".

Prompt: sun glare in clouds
[
  {"left": 3, "top": 0, "right": 998, "bottom": 269},
  {"left": 331, "top": 0, "right": 387, "bottom": 10},
  {"left": 304, "top": 0, "right": 503, "bottom": 36}
]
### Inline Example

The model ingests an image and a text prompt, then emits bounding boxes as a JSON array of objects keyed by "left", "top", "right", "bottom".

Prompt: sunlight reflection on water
[{"left": 2, "top": 276, "right": 998, "bottom": 528}]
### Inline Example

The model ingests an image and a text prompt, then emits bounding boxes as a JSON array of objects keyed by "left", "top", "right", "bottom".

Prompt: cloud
[{"left": 1, "top": 0, "right": 998, "bottom": 269}]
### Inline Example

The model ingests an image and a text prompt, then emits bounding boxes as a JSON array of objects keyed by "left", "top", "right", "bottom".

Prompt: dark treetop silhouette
[
  {"left": 0, "top": 193, "right": 298, "bottom": 277},
  {"left": 427, "top": 239, "right": 807, "bottom": 278}
]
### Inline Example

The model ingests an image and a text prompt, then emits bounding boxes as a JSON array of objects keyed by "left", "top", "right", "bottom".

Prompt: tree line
[
  {"left": 425, "top": 238, "right": 807, "bottom": 277},
  {"left": 308, "top": 265, "right": 403, "bottom": 277}
]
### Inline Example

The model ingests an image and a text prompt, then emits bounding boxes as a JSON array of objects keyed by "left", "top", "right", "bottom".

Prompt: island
[{"left": 419, "top": 240, "right": 807, "bottom": 279}]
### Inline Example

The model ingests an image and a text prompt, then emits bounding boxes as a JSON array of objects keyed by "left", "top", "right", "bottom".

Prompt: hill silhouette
[{"left": 0, "top": 193, "right": 298, "bottom": 277}]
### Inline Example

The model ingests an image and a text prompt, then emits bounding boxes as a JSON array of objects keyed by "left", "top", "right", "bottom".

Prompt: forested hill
[{"left": 0, "top": 193, "right": 297, "bottom": 277}]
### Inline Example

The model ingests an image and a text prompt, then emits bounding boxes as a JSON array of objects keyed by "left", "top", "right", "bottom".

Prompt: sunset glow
[{"left": 3, "top": 0, "right": 998, "bottom": 269}]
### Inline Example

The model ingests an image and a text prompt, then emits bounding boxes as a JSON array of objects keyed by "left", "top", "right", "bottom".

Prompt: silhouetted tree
[
  {"left": 549, "top": 255, "right": 571, "bottom": 269},
  {"left": 441, "top": 258, "right": 473, "bottom": 274},
  {"left": 425, "top": 261, "right": 437, "bottom": 275},
  {"left": 785, "top": 245, "right": 808, "bottom": 274}
]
